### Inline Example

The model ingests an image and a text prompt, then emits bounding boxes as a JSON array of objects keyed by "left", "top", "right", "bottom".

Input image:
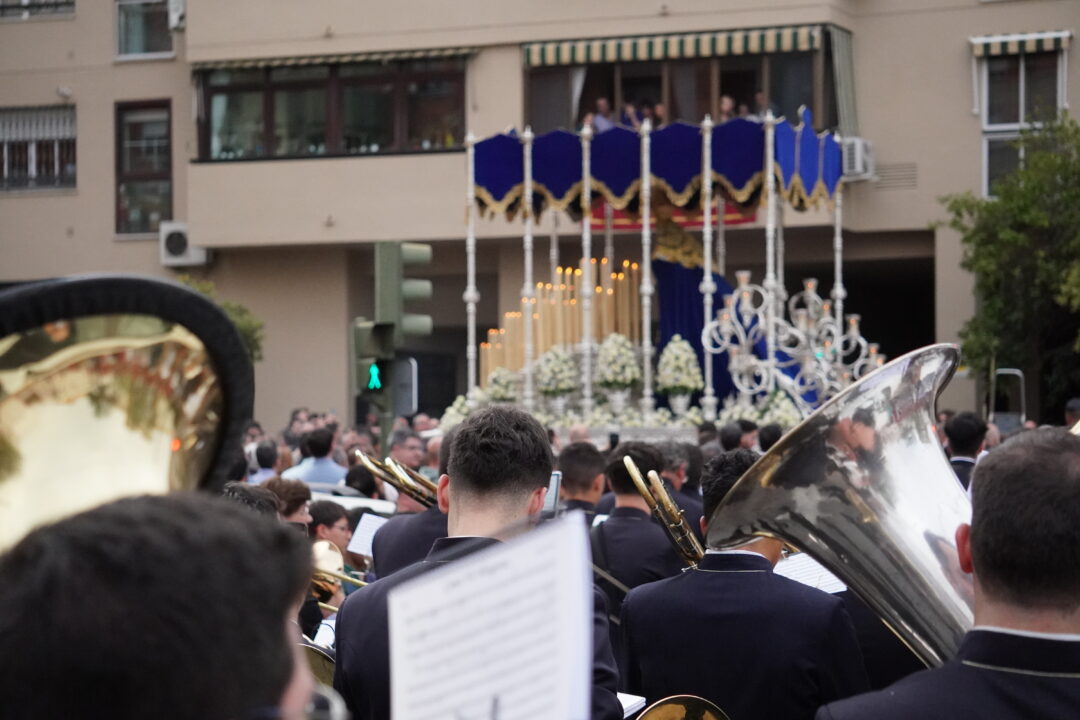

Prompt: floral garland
[
  {"left": 656, "top": 334, "right": 704, "bottom": 395},
  {"left": 596, "top": 333, "right": 641, "bottom": 390},
  {"left": 535, "top": 345, "right": 578, "bottom": 397},
  {"left": 486, "top": 367, "right": 518, "bottom": 403},
  {"left": 440, "top": 394, "right": 472, "bottom": 430}
]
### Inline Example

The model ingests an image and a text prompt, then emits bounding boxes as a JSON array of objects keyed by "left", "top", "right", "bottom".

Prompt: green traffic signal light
[{"left": 367, "top": 362, "right": 382, "bottom": 391}]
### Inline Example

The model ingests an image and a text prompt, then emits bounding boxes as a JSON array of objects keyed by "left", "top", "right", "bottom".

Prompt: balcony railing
[{"left": 0, "top": 0, "right": 74, "bottom": 19}]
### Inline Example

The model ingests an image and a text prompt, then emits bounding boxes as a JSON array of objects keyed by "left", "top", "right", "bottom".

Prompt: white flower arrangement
[
  {"left": 656, "top": 334, "right": 705, "bottom": 396},
  {"left": 715, "top": 390, "right": 804, "bottom": 431},
  {"left": 486, "top": 367, "right": 519, "bottom": 403},
  {"left": 535, "top": 345, "right": 578, "bottom": 397},
  {"left": 596, "top": 333, "right": 641, "bottom": 390},
  {"left": 440, "top": 394, "right": 472, "bottom": 430}
]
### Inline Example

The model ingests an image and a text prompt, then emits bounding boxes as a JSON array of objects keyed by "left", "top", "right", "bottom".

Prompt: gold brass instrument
[
  {"left": 624, "top": 455, "right": 705, "bottom": 566},
  {"left": 312, "top": 540, "right": 367, "bottom": 590},
  {"left": 385, "top": 456, "right": 439, "bottom": 503},
  {"left": 707, "top": 343, "right": 974, "bottom": 667},
  {"left": 353, "top": 448, "right": 437, "bottom": 508},
  {"left": 638, "top": 695, "right": 731, "bottom": 720}
]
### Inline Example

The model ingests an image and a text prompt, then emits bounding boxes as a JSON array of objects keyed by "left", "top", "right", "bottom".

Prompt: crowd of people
[
  {"left": 582, "top": 90, "right": 776, "bottom": 133},
  {"left": 0, "top": 395, "right": 1077, "bottom": 719}
]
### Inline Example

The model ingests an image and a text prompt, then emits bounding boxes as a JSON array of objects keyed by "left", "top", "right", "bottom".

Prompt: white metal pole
[
  {"left": 831, "top": 185, "right": 846, "bottom": 334},
  {"left": 764, "top": 111, "right": 778, "bottom": 392},
  {"left": 716, "top": 188, "right": 726, "bottom": 279},
  {"left": 603, "top": 202, "right": 615, "bottom": 290},
  {"left": 776, "top": 212, "right": 786, "bottom": 315},
  {"left": 699, "top": 115, "right": 718, "bottom": 421},
  {"left": 522, "top": 127, "right": 536, "bottom": 411},
  {"left": 580, "top": 123, "right": 595, "bottom": 415},
  {"left": 550, "top": 212, "right": 560, "bottom": 286},
  {"left": 640, "top": 118, "right": 655, "bottom": 412},
  {"left": 464, "top": 133, "right": 480, "bottom": 406}
]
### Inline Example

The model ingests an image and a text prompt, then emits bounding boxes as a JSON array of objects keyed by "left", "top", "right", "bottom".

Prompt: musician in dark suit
[
  {"left": 818, "top": 428, "right": 1080, "bottom": 720},
  {"left": 944, "top": 411, "right": 987, "bottom": 490},
  {"left": 369, "top": 428, "right": 455, "bottom": 578},
  {"left": 557, "top": 441, "right": 607, "bottom": 526},
  {"left": 595, "top": 445, "right": 704, "bottom": 542},
  {"left": 621, "top": 449, "right": 869, "bottom": 719},
  {"left": 334, "top": 407, "right": 623, "bottom": 720}
]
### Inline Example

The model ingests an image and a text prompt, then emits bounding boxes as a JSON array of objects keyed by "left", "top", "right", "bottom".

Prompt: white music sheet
[
  {"left": 774, "top": 552, "right": 847, "bottom": 594},
  {"left": 346, "top": 512, "right": 388, "bottom": 557},
  {"left": 388, "top": 512, "right": 592, "bottom": 720}
]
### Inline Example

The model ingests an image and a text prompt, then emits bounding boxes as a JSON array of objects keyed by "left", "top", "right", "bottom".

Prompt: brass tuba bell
[{"left": 707, "top": 343, "right": 974, "bottom": 667}]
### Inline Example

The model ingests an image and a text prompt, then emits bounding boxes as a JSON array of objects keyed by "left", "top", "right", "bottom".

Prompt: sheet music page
[
  {"left": 347, "top": 512, "right": 389, "bottom": 557},
  {"left": 774, "top": 552, "right": 847, "bottom": 594},
  {"left": 388, "top": 512, "right": 591, "bottom": 720},
  {"left": 617, "top": 693, "right": 646, "bottom": 717}
]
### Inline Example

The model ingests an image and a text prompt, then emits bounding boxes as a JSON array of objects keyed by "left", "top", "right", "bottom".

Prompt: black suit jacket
[
  {"left": 370, "top": 505, "right": 448, "bottom": 578},
  {"left": 621, "top": 553, "right": 868, "bottom": 720},
  {"left": 817, "top": 630, "right": 1080, "bottom": 720},
  {"left": 563, "top": 498, "right": 597, "bottom": 529},
  {"left": 596, "top": 482, "right": 705, "bottom": 542},
  {"left": 593, "top": 506, "right": 684, "bottom": 590},
  {"left": 950, "top": 458, "right": 976, "bottom": 490},
  {"left": 836, "top": 590, "right": 925, "bottom": 689},
  {"left": 334, "top": 536, "right": 623, "bottom": 720}
]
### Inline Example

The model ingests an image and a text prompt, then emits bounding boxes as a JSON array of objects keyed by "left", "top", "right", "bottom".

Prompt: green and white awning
[
  {"left": 191, "top": 46, "right": 475, "bottom": 71},
  {"left": 524, "top": 25, "right": 821, "bottom": 67},
  {"left": 970, "top": 30, "right": 1071, "bottom": 57}
]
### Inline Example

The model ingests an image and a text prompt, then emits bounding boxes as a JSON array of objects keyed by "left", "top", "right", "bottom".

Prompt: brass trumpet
[
  {"left": 352, "top": 448, "right": 437, "bottom": 508},
  {"left": 623, "top": 455, "right": 705, "bottom": 567}
]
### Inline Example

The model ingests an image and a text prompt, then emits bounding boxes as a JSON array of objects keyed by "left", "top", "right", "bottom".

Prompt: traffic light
[{"left": 374, "top": 241, "right": 434, "bottom": 345}]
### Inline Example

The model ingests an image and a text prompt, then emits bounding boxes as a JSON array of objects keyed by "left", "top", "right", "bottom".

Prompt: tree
[
  {"left": 177, "top": 275, "right": 265, "bottom": 363},
  {"left": 940, "top": 115, "right": 1080, "bottom": 422}
]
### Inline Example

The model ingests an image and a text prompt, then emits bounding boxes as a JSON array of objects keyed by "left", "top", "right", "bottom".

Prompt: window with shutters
[{"left": 0, "top": 106, "right": 76, "bottom": 191}]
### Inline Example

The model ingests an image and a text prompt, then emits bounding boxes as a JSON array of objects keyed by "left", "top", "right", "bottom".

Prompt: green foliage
[
  {"left": 939, "top": 115, "right": 1080, "bottom": 416},
  {"left": 178, "top": 275, "right": 265, "bottom": 363}
]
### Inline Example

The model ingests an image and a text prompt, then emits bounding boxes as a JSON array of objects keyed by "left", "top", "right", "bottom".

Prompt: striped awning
[
  {"left": 970, "top": 30, "right": 1071, "bottom": 57},
  {"left": 524, "top": 25, "right": 821, "bottom": 67},
  {"left": 0, "top": 106, "right": 76, "bottom": 142},
  {"left": 191, "top": 46, "right": 475, "bottom": 71}
]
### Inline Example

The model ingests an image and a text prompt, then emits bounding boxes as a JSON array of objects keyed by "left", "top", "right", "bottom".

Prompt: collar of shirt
[
  {"left": 951, "top": 456, "right": 977, "bottom": 464},
  {"left": 972, "top": 625, "right": 1080, "bottom": 642},
  {"left": 704, "top": 548, "right": 768, "bottom": 559}
]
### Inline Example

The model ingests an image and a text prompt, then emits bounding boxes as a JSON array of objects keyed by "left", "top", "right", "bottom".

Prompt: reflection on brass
[
  {"left": 352, "top": 448, "right": 436, "bottom": 508},
  {"left": 0, "top": 314, "right": 223, "bottom": 549},
  {"left": 707, "top": 344, "right": 974, "bottom": 667},
  {"left": 624, "top": 455, "right": 704, "bottom": 566},
  {"left": 638, "top": 695, "right": 731, "bottom": 720}
]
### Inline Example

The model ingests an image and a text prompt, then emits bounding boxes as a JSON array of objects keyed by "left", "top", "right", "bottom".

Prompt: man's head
[
  {"left": 737, "top": 419, "right": 759, "bottom": 449},
  {"left": 960, "top": 428, "right": 1080, "bottom": 613},
  {"left": 222, "top": 481, "right": 282, "bottom": 518},
  {"left": 424, "top": 435, "right": 443, "bottom": 470},
  {"left": 719, "top": 422, "right": 743, "bottom": 451},
  {"left": 306, "top": 427, "right": 333, "bottom": 459},
  {"left": 1065, "top": 397, "right": 1080, "bottom": 427},
  {"left": 0, "top": 494, "right": 313, "bottom": 720},
  {"left": 441, "top": 407, "right": 552, "bottom": 534},
  {"left": 389, "top": 430, "right": 424, "bottom": 470},
  {"left": 558, "top": 442, "right": 607, "bottom": 504},
  {"left": 309, "top": 500, "right": 352, "bottom": 554},
  {"left": 255, "top": 440, "right": 279, "bottom": 470},
  {"left": 698, "top": 422, "right": 718, "bottom": 446},
  {"left": 412, "top": 413, "right": 434, "bottom": 432},
  {"left": 700, "top": 449, "right": 780, "bottom": 561},
  {"left": 605, "top": 442, "right": 663, "bottom": 495},
  {"left": 758, "top": 423, "right": 783, "bottom": 453},
  {"left": 682, "top": 442, "right": 704, "bottom": 494},
  {"left": 945, "top": 411, "right": 988, "bottom": 458},
  {"left": 596, "top": 97, "right": 611, "bottom": 116},
  {"left": 264, "top": 477, "right": 312, "bottom": 525},
  {"left": 657, "top": 441, "right": 690, "bottom": 489},
  {"left": 568, "top": 423, "right": 592, "bottom": 444}
]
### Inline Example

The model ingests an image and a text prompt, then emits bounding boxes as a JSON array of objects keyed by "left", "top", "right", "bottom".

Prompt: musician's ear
[
  {"left": 437, "top": 474, "right": 451, "bottom": 514},
  {"left": 700, "top": 516, "right": 707, "bottom": 538},
  {"left": 956, "top": 523, "right": 974, "bottom": 575}
]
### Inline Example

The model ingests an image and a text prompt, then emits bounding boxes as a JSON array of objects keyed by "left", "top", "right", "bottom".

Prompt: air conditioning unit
[
  {"left": 159, "top": 222, "right": 208, "bottom": 267},
  {"left": 841, "top": 136, "right": 875, "bottom": 181},
  {"left": 167, "top": 0, "right": 185, "bottom": 31}
]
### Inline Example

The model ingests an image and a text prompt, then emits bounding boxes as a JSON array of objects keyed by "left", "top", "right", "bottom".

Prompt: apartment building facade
[{"left": 1, "top": 0, "right": 1075, "bottom": 425}]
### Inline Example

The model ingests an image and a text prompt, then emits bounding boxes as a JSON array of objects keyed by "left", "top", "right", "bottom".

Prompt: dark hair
[
  {"left": 308, "top": 500, "right": 348, "bottom": 538},
  {"left": 558, "top": 442, "right": 607, "bottom": 494},
  {"left": 0, "top": 494, "right": 310, "bottom": 720},
  {"left": 758, "top": 423, "right": 783, "bottom": 452},
  {"left": 698, "top": 422, "right": 718, "bottom": 446},
  {"left": 737, "top": 419, "right": 758, "bottom": 434},
  {"left": 263, "top": 477, "right": 312, "bottom": 518},
  {"left": 605, "top": 442, "right": 663, "bottom": 495},
  {"left": 702, "top": 449, "right": 760, "bottom": 522},
  {"left": 682, "top": 443, "right": 704, "bottom": 492},
  {"left": 244, "top": 420, "right": 263, "bottom": 435},
  {"left": 389, "top": 430, "right": 421, "bottom": 451},
  {"left": 447, "top": 407, "right": 552, "bottom": 500},
  {"left": 306, "top": 427, "right": 333, "bottom": 458},
  {"left": 255, "top": 440, "right": 278, "bottom": 469},
  {"left": 971, "top": 428, "right": 1080, "bottom": 609},
  {"left": 1066, "top": 398, "right": 1080, "bottom": 417},
  {"left": 345, "top": 465, "right": 378, "bottom": 498},
  {"left": 719, "top": 423, "right": 743, "bottom": 451},
  {"left": 945, "top": 411, "right": 988, "bottom": 457},
  {"left": 222, "top": 481, "right": 282, "bottom": 517},
  {"left": 438, "top": 427, "right": 458, "bottom": 477},
  {"left": 657, "top": 441, "right": 689, "bottom": 473}
]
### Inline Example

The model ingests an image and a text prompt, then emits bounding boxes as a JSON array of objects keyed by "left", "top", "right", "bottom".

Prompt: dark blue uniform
[
  {"left": 817, "top": 630, "right": 1080, "bottom": 720},
  {"left": 334, "top": 536, "right": 623, "bottom": 720},
  {"left": 621, "top": 552, "right": 868, "bottom": 720},
  {"left": 596, "top": 480, "right": 705, "bottom": 542},
  {"left": 370, "top": 505, "right": 448, "bottom": 578}
]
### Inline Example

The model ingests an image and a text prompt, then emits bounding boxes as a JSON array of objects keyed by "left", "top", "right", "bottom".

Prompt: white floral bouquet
[
  {"left": 757, "top": 390, "right": 804, "bottom": 429},
  {"left": 486, "top": 367, "right": 519, "bottom": 403},
  {"left": 656, "top": 334, "right": 705, "bottom": 395},
  {"left": 535, "top": 345, "right": 578, "bottom": 397},
  {"left": 440, "top": 394, "right": 472, "bottom": 430},
  {"left": 596, "top": 333, "right": 640, "bottom": 390}
]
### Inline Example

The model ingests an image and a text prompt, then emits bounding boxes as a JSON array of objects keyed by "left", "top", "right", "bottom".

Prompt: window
[
  {"left": 116, "top": 101, "right": 171, "bottom": 234},
  {"left": 0, "top": 0, "right": 74, "bottom": 20},
  {"left": 982, "top": 51, "right": 1064, "bottom": 194},
  {"left": 199, "top": 58, "right": 466, "bottom": 160},
  {"left": 117, "top": 0, "right": 172, "bottom": 57},
  {"left": 0, "top": 106, "right": 76, "bottom": 191}
]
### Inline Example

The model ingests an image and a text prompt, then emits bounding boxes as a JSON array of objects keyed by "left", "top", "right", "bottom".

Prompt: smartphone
[{"left": 543, "top": 470, "right": 562, "bottom": 514}]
